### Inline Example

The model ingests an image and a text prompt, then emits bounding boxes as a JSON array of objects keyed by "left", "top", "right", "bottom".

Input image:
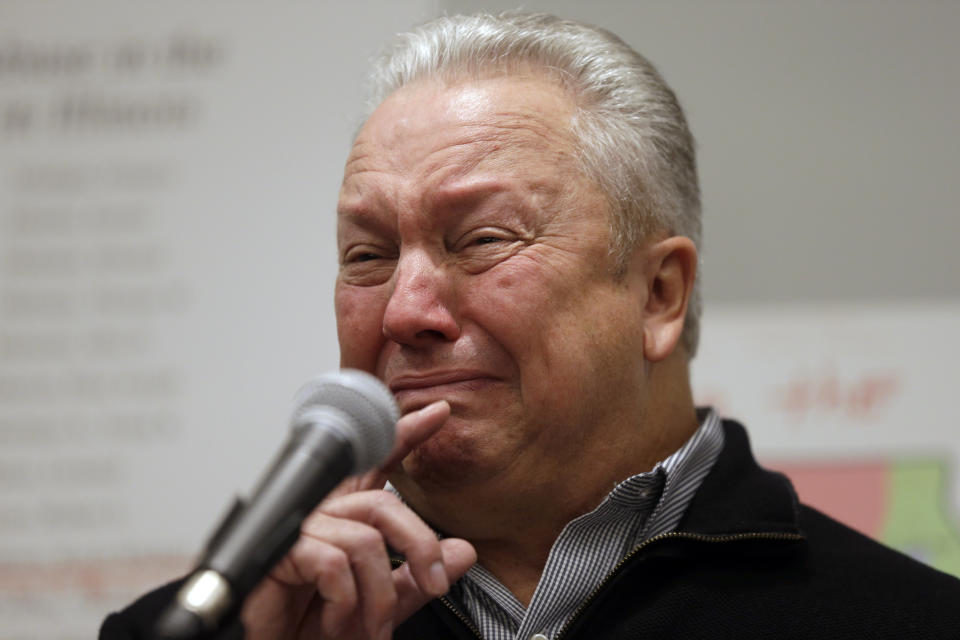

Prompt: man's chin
[{"left": 389, "top": 424, "right": 505, "bottom": 493}]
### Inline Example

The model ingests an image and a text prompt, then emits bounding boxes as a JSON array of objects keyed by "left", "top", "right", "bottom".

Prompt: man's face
[{"left": 335, "top": 75, "right": 651, "bottom": 492}]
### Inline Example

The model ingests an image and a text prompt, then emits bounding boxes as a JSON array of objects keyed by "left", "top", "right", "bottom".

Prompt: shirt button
[{"left": 531, "top": 635, "right": 549, "bottom": 640}]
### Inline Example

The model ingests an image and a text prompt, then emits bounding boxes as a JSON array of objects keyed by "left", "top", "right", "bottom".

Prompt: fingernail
[
  {"left": 421, "top": 400, "right": 446, "bottom": 413},
  {"left": 429, "top": 560, "right": 448, "bottom": 594},
  {"left": 380, "top": 619, "right": 394, "bottom": 640}
]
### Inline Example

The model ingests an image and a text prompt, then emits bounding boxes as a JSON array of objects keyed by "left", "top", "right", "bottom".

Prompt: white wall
[{"left": 447, "top": 0, "right": 960, "bottom": 303}]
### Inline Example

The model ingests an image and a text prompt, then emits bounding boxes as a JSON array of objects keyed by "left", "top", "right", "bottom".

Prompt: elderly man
[{"left": 103, "top": 11, "right": 960, "bottom": 640}]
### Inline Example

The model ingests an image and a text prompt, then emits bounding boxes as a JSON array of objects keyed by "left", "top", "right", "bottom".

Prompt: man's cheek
[{"left": 335, "top": 292, "right": 384, "bottom": 371}]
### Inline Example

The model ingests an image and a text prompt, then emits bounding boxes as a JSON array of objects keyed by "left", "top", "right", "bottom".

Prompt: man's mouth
[{"left": 388, "top": 371, "right": 497, "bottom": 412}]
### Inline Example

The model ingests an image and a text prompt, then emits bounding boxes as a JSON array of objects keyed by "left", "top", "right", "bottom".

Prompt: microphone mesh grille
[{"left": 290, "top": 370, "right": 398, "bottom": 472}]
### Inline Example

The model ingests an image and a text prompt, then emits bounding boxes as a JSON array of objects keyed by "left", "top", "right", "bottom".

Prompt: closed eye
[
  {"left": 341, "top": 244, "right": 391, "bottom": 264},
  {"left": 453, "top": 228, "right": 513, "bottom": 252},
  {"left": 339, "top": 245, "right": 396, "bottom": 286}
]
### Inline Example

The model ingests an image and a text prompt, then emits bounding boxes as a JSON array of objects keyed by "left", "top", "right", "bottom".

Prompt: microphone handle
[{"left": 155, "top": 409, "right": 356, "bottom": 639}]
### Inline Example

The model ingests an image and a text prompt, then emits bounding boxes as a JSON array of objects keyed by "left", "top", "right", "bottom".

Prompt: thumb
[
  {"left": 326, "top": 400, "right": 451, "bottom": 498},
  {"left": 392, "top": 538, "right": 478, "bottom": 623},
  {"left": 381, "top": 399, "right": 451, "bottom": 471}
]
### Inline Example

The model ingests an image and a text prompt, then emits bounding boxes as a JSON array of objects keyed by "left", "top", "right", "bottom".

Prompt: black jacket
[
  {"left": 396, "top": 421, "right": 960, "bottom": 639},
  {"left": 102, "top": 421, "right": 960, "bottom": 639}
]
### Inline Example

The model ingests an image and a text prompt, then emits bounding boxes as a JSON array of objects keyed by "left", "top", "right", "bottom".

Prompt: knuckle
[
  {"left": 301, "top": 510, "right": 331, "bottom": 533},
  {"left": 408, "top": 536, "right": 441, "bottom": 561},
  {"left": 318, "top": 545, "right": 351, "bottom": 575},
  {"left": 368, "top": 489, "right": 402, "bottom": 511},
  {"left": 341, "top": 521, "right": 385, "bottom": 553}
]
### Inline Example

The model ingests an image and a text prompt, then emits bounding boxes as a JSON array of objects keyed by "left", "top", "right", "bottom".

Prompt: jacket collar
[{"left": 676, "top": 420, "right": 803, "bottom": 536}]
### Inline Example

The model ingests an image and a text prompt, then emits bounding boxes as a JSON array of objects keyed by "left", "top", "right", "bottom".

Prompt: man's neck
[{"left": 396, "top": 358, "right": 699, "bottom": 604}]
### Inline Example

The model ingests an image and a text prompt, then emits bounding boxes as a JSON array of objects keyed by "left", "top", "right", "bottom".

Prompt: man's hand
[{"left": 239, "top": 400, "right": 477, "bottom": 640}]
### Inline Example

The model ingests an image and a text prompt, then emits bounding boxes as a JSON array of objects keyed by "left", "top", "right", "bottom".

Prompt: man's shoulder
[
  {"left": 672, "top": 418, "right": 960, "bottom": 633},
  {"left": 99, "top": 579, "right": 182, "bottom": 640},
  {"left": 715, "top": 419, "right": 960, "bottom": 597},
  {"left": 99, "top": 577, "right": 244, "bottom": 640},
  {"left": 799, "top": 502, "right": 960, "bottom": 596}
]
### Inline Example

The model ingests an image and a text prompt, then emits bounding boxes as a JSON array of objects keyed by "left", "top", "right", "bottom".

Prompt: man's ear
[{"left": 640, "top": 236, "right": 698, "bottom": 362}]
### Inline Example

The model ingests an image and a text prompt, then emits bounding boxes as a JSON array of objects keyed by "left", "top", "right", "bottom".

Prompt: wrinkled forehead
[{"left": 341, "top": 74, "right": 581, "bottom": 191}]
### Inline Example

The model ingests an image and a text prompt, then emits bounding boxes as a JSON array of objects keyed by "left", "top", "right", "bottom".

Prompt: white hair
[{"left": 366, "top": 11, "right": 703, "bottom": 357}]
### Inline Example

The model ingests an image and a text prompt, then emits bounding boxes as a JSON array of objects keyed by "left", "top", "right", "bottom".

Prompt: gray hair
[{"left": 367, "top": 11, "right": 703, "bottom": 357}]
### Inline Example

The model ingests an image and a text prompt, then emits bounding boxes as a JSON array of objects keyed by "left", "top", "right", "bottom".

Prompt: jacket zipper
[
  {"left": 437, "top": 594, "right": 485, "bottom": 640},
  {"left": 552, "top": 530, "right": 805, "bottom": 640},
  {"left": 395, "top": 530, "right": 803, "bottom": 639},
  {"left": 391, "top": 557, "right": 485, "bottom": 639}
]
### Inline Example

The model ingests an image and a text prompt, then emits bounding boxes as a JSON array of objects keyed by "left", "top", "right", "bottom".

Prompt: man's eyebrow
[
  {"left": 429, "top": 178, "right": 512, "bottom": 209},
  {"left": 337, "top": 178, "right": 392, "bottom": 222},
  {"left": 342, "top": 139, "right": 375, "bottom": 175},
  {"left": 335, "top": 208, "right": 395, "bottom": 241}
]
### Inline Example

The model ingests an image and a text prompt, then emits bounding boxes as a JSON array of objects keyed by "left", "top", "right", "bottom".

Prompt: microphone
[{"left": 154, "top": 369, "right": 398, "bottom": 640}]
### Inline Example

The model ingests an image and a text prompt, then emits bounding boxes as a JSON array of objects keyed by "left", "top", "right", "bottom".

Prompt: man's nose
[{"left": 382, "top": 250, "right": 460, "bottom": 346}]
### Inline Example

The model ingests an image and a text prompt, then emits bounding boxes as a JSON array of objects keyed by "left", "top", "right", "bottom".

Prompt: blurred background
[{"left": 2, "top": 1, "right": 958, "bottom": 637}]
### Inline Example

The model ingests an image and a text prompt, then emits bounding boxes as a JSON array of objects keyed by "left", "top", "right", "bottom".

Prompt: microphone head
[{"left": 290, "top": 369, "right": 398, "bottom": 472}]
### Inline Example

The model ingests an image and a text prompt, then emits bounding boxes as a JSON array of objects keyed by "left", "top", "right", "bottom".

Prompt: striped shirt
[{"left": 449, "top": 408, "right": 725, "bottom": 640}]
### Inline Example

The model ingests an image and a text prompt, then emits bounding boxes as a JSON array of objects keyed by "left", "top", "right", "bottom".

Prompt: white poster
[
  {"left": 0, "top": 3, "right": 432, "bottom": 638},
  {"left": 692, "top": 303, "right": 960, "bottom": 575}
]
